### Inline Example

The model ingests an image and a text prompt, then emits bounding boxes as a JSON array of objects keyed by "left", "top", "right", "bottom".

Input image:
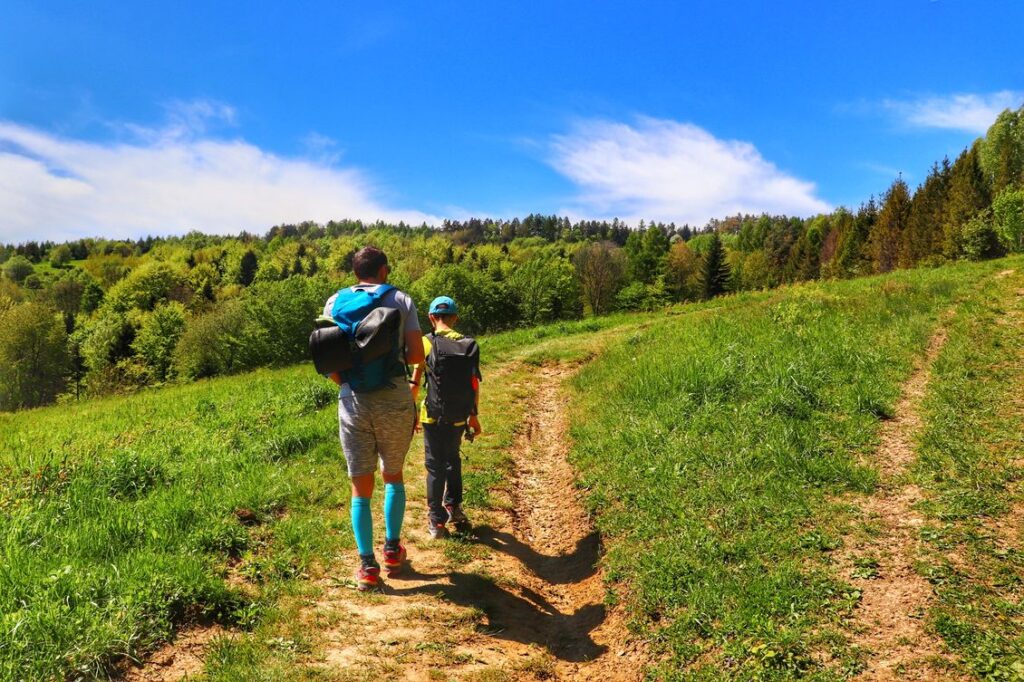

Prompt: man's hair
[{"left": 352, "top": 247, "right": 388, "bottom": 280}]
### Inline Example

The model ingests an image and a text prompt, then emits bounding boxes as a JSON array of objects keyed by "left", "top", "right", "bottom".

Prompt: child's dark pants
[{"left": 423, "top": 421, "right": 465, "bottom": 525}]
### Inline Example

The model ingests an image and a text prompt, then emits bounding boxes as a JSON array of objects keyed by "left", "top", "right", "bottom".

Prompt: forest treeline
[{"left": 2, "top": 106, "right": 1023, "bottom": 411}]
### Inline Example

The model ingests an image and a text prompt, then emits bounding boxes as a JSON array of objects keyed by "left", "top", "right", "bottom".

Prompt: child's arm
[{"left": 467, "top": 375, "right": 482, "bottom": 436}]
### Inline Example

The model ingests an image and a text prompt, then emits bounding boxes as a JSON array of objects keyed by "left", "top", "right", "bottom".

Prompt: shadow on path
[
  {"left": 473, "top": 524, "right": 600, "bottom": 585},
  {"left": 387, "top": 570, "right": 606, "bottom": 662}
]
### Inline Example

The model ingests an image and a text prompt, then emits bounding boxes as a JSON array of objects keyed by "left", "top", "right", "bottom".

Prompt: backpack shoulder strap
[{"left": 365, "top": 283, "right": 394, "bottom": 301}]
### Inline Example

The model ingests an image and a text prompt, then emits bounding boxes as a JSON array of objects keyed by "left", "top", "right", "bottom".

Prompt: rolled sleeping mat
[
  {"left": 309, "top": 324, "right": 353, "bottom": 375},
  {"left": 308, "top": 306, "right": 401, "bottom": 376},
  {"left": 352, "top": 306, "right": 401, "bottom": 360}
]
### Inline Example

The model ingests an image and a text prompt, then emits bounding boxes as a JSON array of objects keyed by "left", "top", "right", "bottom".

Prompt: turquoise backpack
[{"left": 329, "top": 284, "right": 406, "bottom": 391}]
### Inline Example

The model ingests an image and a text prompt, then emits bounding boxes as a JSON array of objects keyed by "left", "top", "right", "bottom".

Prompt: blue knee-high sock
[
  {"left": 350, "top": 496, "right": 373, "bottom": 557},
  {"left": 383, "top": 483, "right": 406, "bottom": 542}
]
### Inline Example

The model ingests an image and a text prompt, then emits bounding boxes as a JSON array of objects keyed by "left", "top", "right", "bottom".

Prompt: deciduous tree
[
  {"left": 573, "top": 241, "right": 625, "bottom": 315},
  {"left": 0, "top": 302, "right": 68, "bottom": 410}
]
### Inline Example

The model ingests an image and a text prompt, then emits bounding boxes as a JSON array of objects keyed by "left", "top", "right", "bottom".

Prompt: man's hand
[{"left": 467, "top": 415, "right": 482, "bottom": 439}]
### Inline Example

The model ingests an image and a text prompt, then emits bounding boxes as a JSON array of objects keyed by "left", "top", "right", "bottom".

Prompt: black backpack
[{"left": 424, "top": 333, "right": 479, "bottom": 423}]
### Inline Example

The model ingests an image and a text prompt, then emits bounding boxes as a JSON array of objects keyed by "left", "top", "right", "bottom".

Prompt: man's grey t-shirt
[{"left": 322, "top": 284, "right": 421, "bottom": 396}]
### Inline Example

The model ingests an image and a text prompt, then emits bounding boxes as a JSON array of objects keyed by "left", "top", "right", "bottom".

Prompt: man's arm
[
  {"left": 404, "top": 329, "right": 425, "bottom": 366},
  {"left": 409, "top": 347, "right": 425, "bottom": 403}
]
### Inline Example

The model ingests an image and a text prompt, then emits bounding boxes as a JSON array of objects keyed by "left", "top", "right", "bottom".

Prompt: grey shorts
[{"left": 338, "top": 383, "right": 416, "bottom": 477}]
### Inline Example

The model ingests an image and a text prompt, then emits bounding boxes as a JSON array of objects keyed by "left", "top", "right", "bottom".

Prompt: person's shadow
[
  {"left": 473, "top": 525, "right": 600, "bottom": 585},
  {"left": 384, "top": 524, "right": 607, "bottom": 662}
]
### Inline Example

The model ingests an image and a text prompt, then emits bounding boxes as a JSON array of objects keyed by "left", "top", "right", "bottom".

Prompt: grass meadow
[
  {"left": 911, "top": 268, "right": 1024, "bottom": 678},
  {"left": 568, "top": 256, "right": 1022, "bottom": 678},
  {"left": 0, "top": 255, "right": 1021, "bottom": 680}
]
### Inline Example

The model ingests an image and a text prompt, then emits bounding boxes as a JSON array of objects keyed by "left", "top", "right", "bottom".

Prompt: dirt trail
[
  {"left": 307, "top": 361, "right": 644, "bottom": 680},
  {"left": 117, "top": 358, "right": 643, "bottom": 681},
  {"left": 842, "top": 323, "right": 954, "bottom": 680},
  {"left": 499, "top": 363, "right": 646, "bottom": 680}
]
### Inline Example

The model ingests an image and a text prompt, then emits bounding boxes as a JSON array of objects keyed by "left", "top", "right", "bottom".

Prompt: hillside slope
[{"left": 1, "top": 256, "right": 1021, "bottom": 680}]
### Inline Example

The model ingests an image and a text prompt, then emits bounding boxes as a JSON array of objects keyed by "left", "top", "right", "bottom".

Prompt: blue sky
[{"left": 2, "top": 0, "right": 1022, "bottom": 242}]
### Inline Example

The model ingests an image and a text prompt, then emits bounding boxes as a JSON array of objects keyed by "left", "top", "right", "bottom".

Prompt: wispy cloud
[
  {"left": 0, "top": 101, "right": 436, "bottom": 243},
  {"left": 548, "top": 116, "right": 830, "bottom": 226},
  {"left": 883, "top": 91, "right": 1023, "bottom": 134},
  {"left": 856, "top": 161, "right": 910, "bottom": 181}
]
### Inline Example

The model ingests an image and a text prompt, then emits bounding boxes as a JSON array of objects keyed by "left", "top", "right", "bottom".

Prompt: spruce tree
[
  {"left": 943, "top": 143, "right": 991, "bottom": 258},
  {"left": 700, "top": 233, "right": 731, "bottom": 299},
  {"left": 238, "top": 250, "right": 258, "bottom": 286},
  {"left": 901, "top": 159, "right": 950, "bottom": 266},
  {"left": 871, "top": 176, "right": 912, "bottom": 272}
]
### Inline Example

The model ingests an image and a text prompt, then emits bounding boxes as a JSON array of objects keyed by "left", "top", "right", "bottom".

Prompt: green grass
[
  {"left": 911, "top": 266, "right": 1024, "bottom": 679},
  {"left": 567, "top": 257, "right": 1020, "bottom": 679},
  {"left": 1, "top": 255, "right": 1021, "bottom": 680},
  {"left": 0, "top": 370, "right": 351, "bottom": 679}
]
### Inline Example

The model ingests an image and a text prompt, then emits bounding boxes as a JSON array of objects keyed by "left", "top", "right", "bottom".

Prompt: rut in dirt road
[
  {"left": 483, "top": 362, "right": 645, "bottom": 679},
  {"left": 843, "top": 322, "right": 953, "bottom": 680}
]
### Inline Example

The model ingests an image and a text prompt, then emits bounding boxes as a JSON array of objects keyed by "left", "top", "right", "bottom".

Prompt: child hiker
[{"left": 410, "top": 296, "right": 482, "bottom": 539}]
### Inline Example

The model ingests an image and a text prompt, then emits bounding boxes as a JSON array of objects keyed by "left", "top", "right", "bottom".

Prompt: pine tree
[
  {"left": 700, "top": 233, "right": 731, "bottom": 299},
  {"left": 943, "top": 143, "right": 991, "bottom": 258},
  {"left": 901, "top": 159, "right": 950, "bottom": 266},
  {"left": 836, "top": 198, "right": 877, "bottom": 276},
  {"left": 870, "top": 176, "right": 912, "bottom": 272},
  {"left": 238, "top": 250, "right": 258, "bottom": 286}
]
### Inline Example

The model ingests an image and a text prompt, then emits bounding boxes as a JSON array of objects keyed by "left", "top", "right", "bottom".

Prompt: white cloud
[
  {"left": 884, "top": 91, "right": 1023, "bottom": 134},
  {"left": 0, "top": 105, "right": 436, "bottom": 243},
  {"left": 548, "top": 116, "right": 830, "bottom": 226}
]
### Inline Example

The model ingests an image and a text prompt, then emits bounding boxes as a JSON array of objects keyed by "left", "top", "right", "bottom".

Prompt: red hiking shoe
[
  {"left": 354, "top": 562, "right": 381, "bottom": 591},
  {"left": 382, "top": 541, "right": 407, "bottom": 576}
]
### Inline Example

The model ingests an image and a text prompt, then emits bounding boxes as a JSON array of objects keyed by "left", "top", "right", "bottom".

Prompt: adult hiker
[
  {"left": 410, "top": 296, "right": 482, "bottom": 539},
  {"left": 321, "top": 246, "right": 424, "bottom": 591}
]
